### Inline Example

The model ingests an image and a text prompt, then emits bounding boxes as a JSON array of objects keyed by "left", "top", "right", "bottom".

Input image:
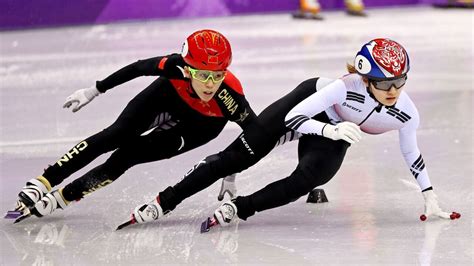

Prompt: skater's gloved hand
[
  {"left": 422, "top": 190, "right": 451, "bottom": 219},
  {"left": 133, "top": 196, "right": 163, "bottom": 224},
  {"left": 63, "top": 85, "right": 100, "bottom": 112},
  {"left": 218, "top": 174, "right": 237, "bottom": 201},
  {"left": 322, "top": 122, "right": 362, "bottom": 144}
]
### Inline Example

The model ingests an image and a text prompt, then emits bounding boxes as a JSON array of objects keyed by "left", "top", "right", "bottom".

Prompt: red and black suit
[{"left": 42, "top": 53, "right": 256, "bottom": 201}]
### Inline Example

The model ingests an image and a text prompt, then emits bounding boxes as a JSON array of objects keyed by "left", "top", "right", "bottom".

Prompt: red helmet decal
[
  {"left": 182, "top": 29, "right": 232, "bottom": 71},
  {"left": 372, "top": 39, "right": 407, "bottom": 77},
  {"left": 195, "top": 31, "right": 227, "bottom": 65}
]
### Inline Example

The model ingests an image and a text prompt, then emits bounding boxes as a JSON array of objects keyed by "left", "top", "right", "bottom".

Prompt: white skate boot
[
  {"left": 201, "top": 201, "right": 238, "bottom": 233},
  {"left": 5, "top": 176, "right": 53, "bottom": 219},
  {"left": 116, "top": 196, "right": 166, "bottom": 230},
  {"left": 18, "top": 176, "right": 52, "bottom": 208},
  {"left": 214, "top": 201, "right": 238, "bottom": 226},
  {"left": 31, "top": 189, "right": 70, "bottom": 217},
  {"left": 133, "top": 197, "right": 164, "bottom": 224}
]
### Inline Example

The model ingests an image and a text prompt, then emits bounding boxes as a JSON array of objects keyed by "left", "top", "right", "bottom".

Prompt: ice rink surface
[{"left": 0, "top": 6, "right": 472, "bottom": 265}]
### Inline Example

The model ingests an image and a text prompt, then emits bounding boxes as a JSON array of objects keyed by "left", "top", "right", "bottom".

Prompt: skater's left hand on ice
[
  {"left": 421, "top": 190, "right": 460, "bottom": 221},
  {"left": 218, "top": 174, "right": 237, "bottom": 201},
  {"left": 63, "top": 85, "right": 100, "bottom": 112}
]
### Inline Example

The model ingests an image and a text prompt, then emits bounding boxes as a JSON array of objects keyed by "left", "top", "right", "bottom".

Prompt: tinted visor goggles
[
  {"left": 370, "top": 75, "right": 407, "bottom": 91},
  {"left": 188, "top": 67, "right": 226, "bottom": 83}
]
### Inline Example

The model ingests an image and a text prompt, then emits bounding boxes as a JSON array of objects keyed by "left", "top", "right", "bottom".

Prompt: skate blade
[
  {"left": 116, "top": 219, "right": 135, "bottom": 231},
  {"left": 4, "top": 211, "right": 23, "bottom": 219},
  {"left": 5, "top": 201, "right": 29, "bottom": 219},
  {"left": 13, "top": 212, "right": 32, "bottom": 224},
  {"left": 200, "top": 216, "right": 218, "bottom": 233}
]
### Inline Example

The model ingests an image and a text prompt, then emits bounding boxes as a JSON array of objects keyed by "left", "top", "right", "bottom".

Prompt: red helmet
[{"left": 181, "top": 29, "right": 232, "bottom": 71}]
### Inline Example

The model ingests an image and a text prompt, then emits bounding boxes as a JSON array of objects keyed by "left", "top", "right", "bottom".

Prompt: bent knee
[
  {"left": 212, "top": 150, "right": 258, "bottom": 175},
  {"left": 297, "top": 167, "right": 334, "bottom": 191}
]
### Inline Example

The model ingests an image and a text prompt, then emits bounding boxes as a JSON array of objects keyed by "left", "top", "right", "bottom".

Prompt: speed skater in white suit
[
  {"left": 121, "top": 39, "right": 460, "bottom": 231},
  {"left": 205, "top": 38, "right": 462, "bottom": 229}
]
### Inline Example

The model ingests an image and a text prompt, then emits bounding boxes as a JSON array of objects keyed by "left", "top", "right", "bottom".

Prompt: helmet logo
[
  {"left": 372, "top": 39, "right": 407, "bottom": 77},
  {"left": 194, "top": 31, "right": 228, "bottom": 66},
  {"left": 355, "top": 54, "right": 371, "bottom": 74},
  {"left": 208, "top": 55, "right": 218, "bottom": 64},
  {"left": 181, "top": 40, "right": 189, "bottom": 58}
]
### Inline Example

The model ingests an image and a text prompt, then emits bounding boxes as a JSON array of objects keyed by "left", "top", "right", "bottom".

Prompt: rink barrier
[{"left": 1, "top": 0, "right": 447, "bottom": 31}]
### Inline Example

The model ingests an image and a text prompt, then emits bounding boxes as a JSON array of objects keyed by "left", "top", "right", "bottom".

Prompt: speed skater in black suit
[{"left": 7, "top": 29, "right": 257, "bottom": 222}]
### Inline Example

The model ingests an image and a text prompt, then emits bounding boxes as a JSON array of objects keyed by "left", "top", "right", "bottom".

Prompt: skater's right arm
[
  {"left": 285, "top": 79, "right": 362, "bottom": 144},
  {"left": 64, "top": 54, "right": 187, "bottom": 112},
  {"left": 95, "top": 54, "right": 186, "bottom": 93}
]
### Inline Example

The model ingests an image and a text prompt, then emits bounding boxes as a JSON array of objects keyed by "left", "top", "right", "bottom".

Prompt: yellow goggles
[{"left": 188, "top": 67, "right": 226, "bottom": 83}]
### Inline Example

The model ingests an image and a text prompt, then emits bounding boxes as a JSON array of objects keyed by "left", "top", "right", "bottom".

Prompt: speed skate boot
[
  {"left": 31, "top": 189, "right": 70, "bottom": 218},
  {"left": 201, "top": 201, "right": 238, "bottom": 233},
  {"left": 6, "top": 176, "right": 52, "bottom": 219},
  {"left": 345, "top": 0, "right": 367, "bottom": 16},
  {"left": 214, "top": 201, "right": 238, "bottom": 226},
  {"left": 116, "top": 196, "right": 166, "bottom": 230},
  {"left": 18, "top": 176, "right": 52, "bottom": 207},
  {"left": 293, "top": 0, "right": 323, "bottom": 20},
  {"left": 133, "top": 196, "right": 164, "bottom": 224}
]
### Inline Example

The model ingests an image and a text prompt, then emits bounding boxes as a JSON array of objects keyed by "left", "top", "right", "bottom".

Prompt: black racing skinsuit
[
  {"left": 158, "top": 77, "right": 350, "bottom": 220},
  {"left": 41, "top": 54, "right": 257, "bottom": 201}
]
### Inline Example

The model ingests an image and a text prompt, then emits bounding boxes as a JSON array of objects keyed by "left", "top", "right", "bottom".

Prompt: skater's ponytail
[{"left": 346, "top": 63, "right": 357, "bottom": 74}]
